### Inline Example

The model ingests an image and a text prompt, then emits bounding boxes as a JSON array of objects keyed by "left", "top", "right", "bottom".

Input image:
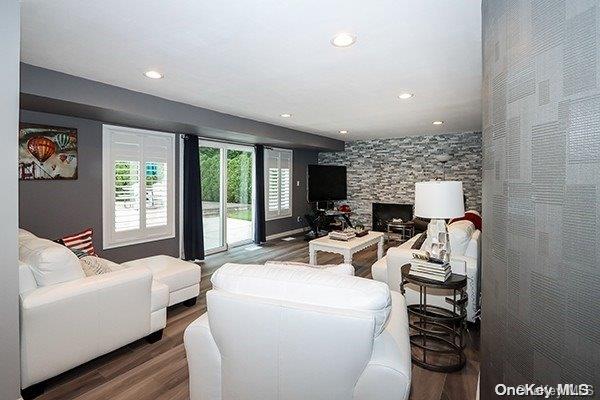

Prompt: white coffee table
[{"left": 309, "top": 231, "right": 385, "bottom": 265}]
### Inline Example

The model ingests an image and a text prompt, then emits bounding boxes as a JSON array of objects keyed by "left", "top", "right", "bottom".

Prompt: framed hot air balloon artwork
[{"left": 19, "top": 123, "right": 78, "bottom": 180}]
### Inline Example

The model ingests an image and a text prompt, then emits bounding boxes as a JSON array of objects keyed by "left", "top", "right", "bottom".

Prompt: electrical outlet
[{"left": 296, "top": 180, "right": 301, "bottom": 187}]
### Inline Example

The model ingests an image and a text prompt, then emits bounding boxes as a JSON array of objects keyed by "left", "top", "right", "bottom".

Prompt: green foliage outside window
[{"left": 200, "top": 148, "right": 252, "bottom": 205}]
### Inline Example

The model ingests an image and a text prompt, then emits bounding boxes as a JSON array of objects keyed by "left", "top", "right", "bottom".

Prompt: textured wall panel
[
  {"left": 567, "top": 95, "right": 600, "bottom": 164},
  {"left": 507, "top": 117, "right": 521, "bottom": 179},
  {"left": 508, "top": 60, "right": 536, "bottom": 103},
  {"left": 562, "top": 185, "right": 597, "bottom": 272},
  {"left": 318, "top": 132, "right": 482, "bottom": 227},
  {"left": 531, "top": 121, "right": 565, "bottom": 204},
  {"left": 563, "top": 6, "right": 597, "bottom": 96},
  {"left": 492, "top": 72, "right": 507, "bottom": 138},
  {"left": 482, "top": 0, "right": 600, "bottom": 395},
  {"left": 538, "top": 79, "right": 550, "bottom": 105},
  {"left": 532, "top": 0, "right": 565, "bottom": 54}
]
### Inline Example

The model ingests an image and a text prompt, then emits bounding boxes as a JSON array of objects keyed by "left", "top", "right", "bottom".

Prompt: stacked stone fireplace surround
[{"left": 317, "top": 132, "right": 482, "bottom": 229}]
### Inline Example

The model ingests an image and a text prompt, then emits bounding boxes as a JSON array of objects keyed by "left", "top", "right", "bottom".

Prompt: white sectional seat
[
  {"left": 18, "top": 230, "right": 203, "bottom": 397},
  {"left": 123, "top": 255, "right": 202, "bottom": 306},
  {"left": 372, "top": 219, "right": 481, "bottom": 322},
  {"left": 184, "top": 263, "right": 412, "bottom": 400},
  {"left": 18, "top": 229, "right": 168, "bottom": 396}
]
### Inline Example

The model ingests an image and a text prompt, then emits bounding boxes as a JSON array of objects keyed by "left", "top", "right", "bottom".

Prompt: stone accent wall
[{"left": 318, "top": 132, "right": 482, "bottom": 228}]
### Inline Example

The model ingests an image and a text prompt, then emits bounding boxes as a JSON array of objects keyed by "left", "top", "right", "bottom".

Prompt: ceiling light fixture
[
  {"left": 432, "top": 120, "right": 444, "bottom": 125},
  {"left": 339, "top": 130, "right": 348, "bottom": 134},
  {"left": 280, "top": 113, "right": 292, "bottom": 118},
  {"left": 144, "top": 70, "right": 163, "bottom": 79},
  {"left": 331, "top": 33, "right": 357, "bottom": 47},
  {"left": 398, "top": 93, "right": 414, "bottom": 100}
]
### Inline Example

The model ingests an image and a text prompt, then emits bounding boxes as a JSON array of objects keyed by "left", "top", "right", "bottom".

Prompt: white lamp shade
[{"left": 414, "top": 181, "right": 465, "bottom": 219}]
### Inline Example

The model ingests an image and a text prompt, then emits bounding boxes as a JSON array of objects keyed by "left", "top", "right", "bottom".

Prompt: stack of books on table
[
  {"left": 409, "top": 260, "right": 451, "bottom": 282},
  {"left": 328, "top": 230, "right": 356, "bottom": 241}
]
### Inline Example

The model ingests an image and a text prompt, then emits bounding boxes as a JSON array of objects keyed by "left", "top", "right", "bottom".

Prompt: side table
[
  {"left": 400, "top": 263, "right": 467, "bottom": 372},
  {"left": 387, "top": 221, "right": 415, "bottom": 243}
]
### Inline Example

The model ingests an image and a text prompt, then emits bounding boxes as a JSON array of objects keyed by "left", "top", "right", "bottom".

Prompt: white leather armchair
[
  {"left": 184, "top": 263, "right": 412, "bottom": 400},
  {"left": 372, "top": 220, "right": 481, "bottom": 322},
  {"left": 18, "top": 230, "right": 168, "bottom": 397}
]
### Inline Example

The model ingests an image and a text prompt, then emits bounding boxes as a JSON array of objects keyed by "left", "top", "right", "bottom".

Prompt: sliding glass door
[{"left": 199, "top": 140, "right": 254, "bottom": 254}]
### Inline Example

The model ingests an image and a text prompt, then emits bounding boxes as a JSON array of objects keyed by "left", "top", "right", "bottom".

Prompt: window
[
  {"left": 103, "top": 125, "right": 175, "bottom": 249},
  {"left": 264, "top": 148, "right": 293, "bottom": 220}
]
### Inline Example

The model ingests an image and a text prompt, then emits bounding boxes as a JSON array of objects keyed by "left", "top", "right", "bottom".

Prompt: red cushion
[
  {"left": 61, "top": 228, "right": 96, "bottom": 256},
  {"left": 450, "top": 211, "right": 482, "bottom": 231}
]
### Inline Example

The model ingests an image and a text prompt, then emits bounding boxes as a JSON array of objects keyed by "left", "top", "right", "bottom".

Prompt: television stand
[{"left": 304, "top": 208, "right": 353, "bottom": 240}]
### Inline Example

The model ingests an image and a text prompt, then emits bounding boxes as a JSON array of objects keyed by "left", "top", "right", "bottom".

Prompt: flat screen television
[{"left": 307, "top": 164, "right": 347, "bottom": 202}]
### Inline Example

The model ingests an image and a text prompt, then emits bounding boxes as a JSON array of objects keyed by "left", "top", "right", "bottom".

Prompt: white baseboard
[{"left": 266, "top": 227, "right": 308, "bottom": 241}]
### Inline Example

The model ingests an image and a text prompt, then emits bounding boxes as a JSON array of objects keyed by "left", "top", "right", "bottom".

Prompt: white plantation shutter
[
  {"left": 114, "top": 160, "right": 141, "bottom": 232},
  {"left": 264, "top": 148, "right": 293, "bottom": 220},
  {"left": 103, "top": 125, "right": 175, "bottom": 249}
]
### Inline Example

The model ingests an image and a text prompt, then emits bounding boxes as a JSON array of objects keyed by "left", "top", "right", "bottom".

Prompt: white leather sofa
[
  {"left": 372, "top": 219, "right": 481, "bottom": 322},
  {"left": 18, "top": 229, "right": 169, "bottom": 397},
  {"left": 184, "top": 263, "right": 412, "bottom": 400}
]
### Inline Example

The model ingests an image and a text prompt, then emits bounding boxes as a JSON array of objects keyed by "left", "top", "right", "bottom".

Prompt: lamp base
[{"left": 426, "top": 219, "right": 451, "bottom": 263}]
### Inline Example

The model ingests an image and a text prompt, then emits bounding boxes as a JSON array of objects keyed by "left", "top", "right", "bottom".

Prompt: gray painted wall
[
  {"left": 265, "top": 149, "right": 318, "bottom": 236},
  {"left": 19, "top": 110, "right": 318, "bottom": 256},
  {"left": 0, "top": 1, "right": 21, "bottom": 399},
  {"left": 20, "top": 64, "right": 343, "bottom": 152},
  {"left": 19, "top": 110, "right": 180, "bottom": 263},
  {"left": 318, "top": 132, "right": 482, "bottom": 228},
  {"left": 481, "top": 0, "right": 600, "bottom": 396}
]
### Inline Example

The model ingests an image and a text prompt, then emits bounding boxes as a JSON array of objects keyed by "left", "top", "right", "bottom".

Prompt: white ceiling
[{"left": 20, "top": 0, "right": 482, "bottom": 141}]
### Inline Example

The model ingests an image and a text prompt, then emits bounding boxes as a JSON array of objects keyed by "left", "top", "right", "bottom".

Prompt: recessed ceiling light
[
  {"left": 432, "top": 120, "right": 444, "bottom": 125},
  {"left": 398, "top": 93, "right": 414, "bottom": 100},
  {"left": 143, "top": 70, "right": 163, "bottom": 79},
  {"left": 280, "top": 113, "right": 292, "bottom": 118},
  {"left": 339, "top": 130, "right": 348, "bottom": 134},
  {"left": 331, "top": 33, "right": 356, "bottom": 47}
]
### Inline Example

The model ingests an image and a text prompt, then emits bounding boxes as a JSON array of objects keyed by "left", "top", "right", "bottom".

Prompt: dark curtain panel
[
  {"left": 183, "top": 134, "right": 205, "bottom": 260},
  {"left": 254, "top": 145, "right": 266, "bottom": 244}
]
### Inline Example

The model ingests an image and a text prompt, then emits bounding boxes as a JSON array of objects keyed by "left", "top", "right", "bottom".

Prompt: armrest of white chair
[
  {"left": 385, "top": 247, "right": 416, "bottom": 292},
  {"left": 354, "top": 291, "right": 411, "bottom": 400},
  {"left": 184, "top": 313, "right": 222, "bottom": 400},
  {"left": 20, "top": 266, "right": 153, "bottom": 388}
]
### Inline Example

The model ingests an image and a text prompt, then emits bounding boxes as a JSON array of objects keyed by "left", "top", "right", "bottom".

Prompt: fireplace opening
[{"left": 372, "top": 203, "right": 413, "bottom": 232}]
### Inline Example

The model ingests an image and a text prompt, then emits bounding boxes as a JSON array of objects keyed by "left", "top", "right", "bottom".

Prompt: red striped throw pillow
[{"left": 61, "top": 228, "right": 96, "bottom": 257}]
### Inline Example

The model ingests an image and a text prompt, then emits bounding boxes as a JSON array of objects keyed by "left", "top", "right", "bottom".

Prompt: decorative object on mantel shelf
[
  {"left": 19, "top": 123, "right": 78, "bottom": 180},
  {"left": 414, "top": 181, "right": 465, "bottom": 262}
]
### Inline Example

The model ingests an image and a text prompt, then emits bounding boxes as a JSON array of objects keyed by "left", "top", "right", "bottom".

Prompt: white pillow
[
  {"left": 448, "top": 220, "right": 476, "bottom": 256},
  {"left": 19, "top": 237, "right": 85, "bottom": 286},
  {"left": 79, "top": 256, "right": 122, "bottom": 277}
]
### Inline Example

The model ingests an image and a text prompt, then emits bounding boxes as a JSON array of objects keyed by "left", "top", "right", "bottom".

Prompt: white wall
[{"left": 0, "top": 1, "right": 21, "bottom": 399}]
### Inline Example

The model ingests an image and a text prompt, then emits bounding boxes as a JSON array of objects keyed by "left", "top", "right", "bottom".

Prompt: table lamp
[{"left": 414, "top": 181, "right": 465, "bottom": 262}]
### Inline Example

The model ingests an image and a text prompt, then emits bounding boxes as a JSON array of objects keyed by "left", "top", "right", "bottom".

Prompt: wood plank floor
[{"left": 36, "top": 234, "right": 479, "bottom": 400}]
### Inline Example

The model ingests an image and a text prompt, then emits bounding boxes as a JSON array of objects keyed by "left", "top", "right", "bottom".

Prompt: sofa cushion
[
  {"left": 264, "top": 260, "right": 355, "bottom": 276},
  {"left": 19, "top": 228, "right": 36, "bottom": 241},
  {"left": 19, "top": 236, "right": 85, "bottom": 286},
  {"left": 448, "top": 220, "right": 476, "bottom": 256},
  {"left": 212, "top": 263, "right": 391, "bottom": 335},
  {"left": 122, "top": 255, "right": 201, "bottom": 293}
]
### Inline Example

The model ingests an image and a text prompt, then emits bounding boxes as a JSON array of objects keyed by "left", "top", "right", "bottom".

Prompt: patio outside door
[{"left": 199, "top": 141, "right": 254, "bottom": 254}]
